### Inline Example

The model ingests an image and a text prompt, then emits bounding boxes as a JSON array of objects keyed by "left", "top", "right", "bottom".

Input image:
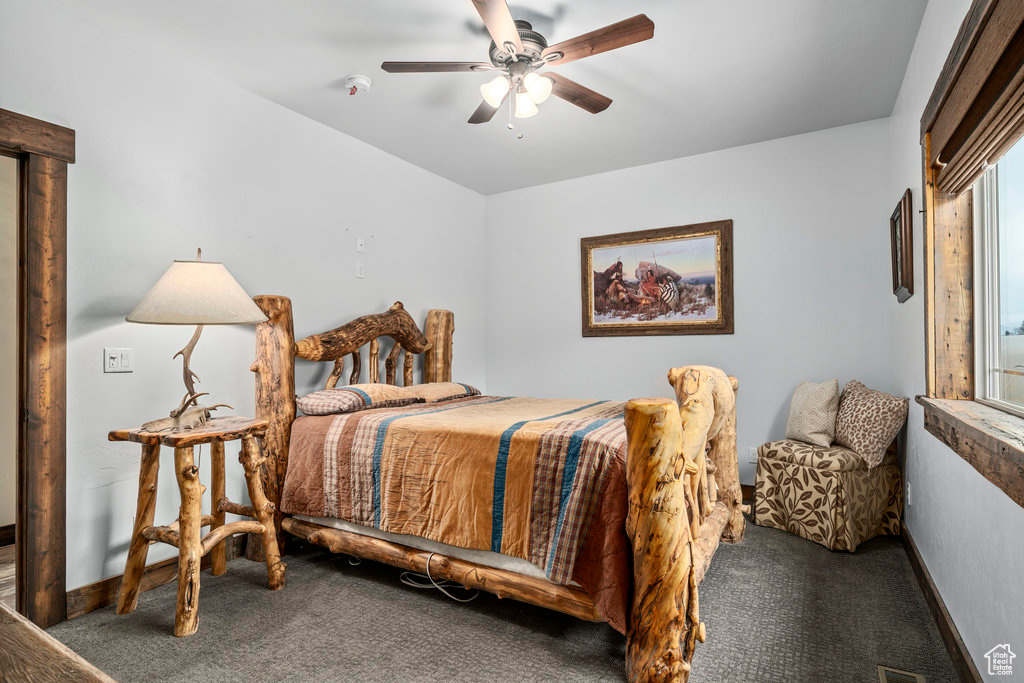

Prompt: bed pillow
[
  {"left": 296, "top": 383, "right": 422, "bottom": 416},
  {"left": 784, "top": 379, "right": 840, "bottom": 447},
  {"left": 403, "top": 382, "right": 481, "bottom": 403},
  {"left": 833, "top": 380, "right": 909, "bottom": 467}
]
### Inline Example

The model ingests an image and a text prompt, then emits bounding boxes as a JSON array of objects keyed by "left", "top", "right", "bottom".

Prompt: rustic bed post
[
  {"left": 424, "top": 309, "right": 454, "bottom": 382},
  {"left": 248, "top": 295, "right": 296, "bottom": 558},
  {"left": 625, "top": 365, "right": 742, "bottom": 682}
]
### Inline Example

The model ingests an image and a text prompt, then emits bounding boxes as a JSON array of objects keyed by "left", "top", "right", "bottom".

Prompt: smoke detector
[{"left": 343, "top": 74, "right": 372, "bottom": 96}]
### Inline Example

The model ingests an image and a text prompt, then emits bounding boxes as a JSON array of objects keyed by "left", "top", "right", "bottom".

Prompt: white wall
[
  {"left": 886, "top": 0, "right": 1024, "bottom": 674},
  {"left": 483, "top": 119, "right": 895, "bottom": 484},
  {"left": 0, "top": 0, "right": 486, "bottom": 589},
  {"left": 0, "top": 155, "right": 15, "bottom": 528}
]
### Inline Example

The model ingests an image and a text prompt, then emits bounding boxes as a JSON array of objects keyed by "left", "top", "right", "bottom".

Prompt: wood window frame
[
  {"left": 0, "top": 108, "right": 74, "bottom": 627},
  {"left": 920, "top": 0, "right": 1024, "bottom": 511}
]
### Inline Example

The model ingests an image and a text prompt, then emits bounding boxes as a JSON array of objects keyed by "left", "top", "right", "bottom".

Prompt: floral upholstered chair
[{"left": 754, "top": 380, "right": 907, "bottom": 551}]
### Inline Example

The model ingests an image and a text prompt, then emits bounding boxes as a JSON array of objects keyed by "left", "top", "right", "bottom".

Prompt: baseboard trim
[
  {"left": 65, "top": 535, "right": 247, "bottom": 620},
  {"left": 901, "top": 529, "right": 981, "bottom": 683},
  {"left": 0, "top": 524, "right": 13, "bottom": 547}
]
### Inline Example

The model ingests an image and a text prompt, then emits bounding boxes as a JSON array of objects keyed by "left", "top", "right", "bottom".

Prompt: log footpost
[
  {"left": 624, "top": 398, "right": 695, "bottom": 682},
  {"left": 116, "top": 443, "right": 160, "bottom": 615},
  {"left": 173, "top": 446, "right": 202, "bottom": 637}
]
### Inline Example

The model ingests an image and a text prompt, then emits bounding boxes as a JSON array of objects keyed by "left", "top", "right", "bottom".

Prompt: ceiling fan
[{"left": 381, "top": 1, "right": 654, "bottom": 124}]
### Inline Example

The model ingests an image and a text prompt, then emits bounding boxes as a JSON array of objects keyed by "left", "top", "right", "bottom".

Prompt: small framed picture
[{"left": 890, "top": 189, "right": 913, "bottom": 303}]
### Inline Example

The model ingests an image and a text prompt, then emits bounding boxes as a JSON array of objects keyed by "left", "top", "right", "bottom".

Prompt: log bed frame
[{"left": 249, "top": 295, "right": 745, "bottom": 682}]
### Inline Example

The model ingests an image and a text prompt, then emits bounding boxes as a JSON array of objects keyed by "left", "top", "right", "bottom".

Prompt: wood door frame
[{"left": 0, "top": 108, "right": 74, "bottom": 628}]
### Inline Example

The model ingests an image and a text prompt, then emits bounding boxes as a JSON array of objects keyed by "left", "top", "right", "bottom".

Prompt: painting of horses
[{"left": 580, "top": 221, "right": 734, "bottom": 336}]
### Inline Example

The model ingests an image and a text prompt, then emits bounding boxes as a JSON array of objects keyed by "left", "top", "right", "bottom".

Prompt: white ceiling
[{"left": 52, "top": 0, "right": 927, "bottom": 195}]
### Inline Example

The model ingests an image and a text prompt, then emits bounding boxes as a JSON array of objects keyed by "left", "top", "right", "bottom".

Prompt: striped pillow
[
  {"left": 296, "top": 383, "right": 422, "bottom": 416},
  {"left": 403, "top": 382, "right": 481, "bottom": 403}
]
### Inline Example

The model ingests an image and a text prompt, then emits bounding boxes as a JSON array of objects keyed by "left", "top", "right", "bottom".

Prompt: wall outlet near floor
[
  {"left": 103, "top": 347, "right": 133, "bottom": 373},
  {"left": 355, "top": 261, "right": 365, "bottom": 278},
  {"left": 747, "top": 446, "right": 758, "bottom": 464}
]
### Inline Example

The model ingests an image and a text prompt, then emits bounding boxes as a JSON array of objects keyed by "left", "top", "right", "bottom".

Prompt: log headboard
[{"left": 248, "top": 295, "right": 455, "bottom": 548}]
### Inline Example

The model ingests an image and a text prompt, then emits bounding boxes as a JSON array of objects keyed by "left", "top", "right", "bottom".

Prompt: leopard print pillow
[{"left": 833, "top": 380, "right": 908, "bottom": 467}]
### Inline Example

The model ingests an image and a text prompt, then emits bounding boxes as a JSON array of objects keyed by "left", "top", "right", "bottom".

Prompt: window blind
[{"left": 922, "top": 0, "right": 1024, "bottom": 196}]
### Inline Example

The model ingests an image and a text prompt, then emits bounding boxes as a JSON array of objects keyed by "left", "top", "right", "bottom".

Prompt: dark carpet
[{"left": 48, "top": 523, "right": 956, "bottom": 682}]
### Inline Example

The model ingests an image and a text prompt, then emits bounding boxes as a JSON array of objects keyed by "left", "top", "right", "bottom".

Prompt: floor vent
[{"left": 877, "top": 665, "right": 926, "bottom": 683}]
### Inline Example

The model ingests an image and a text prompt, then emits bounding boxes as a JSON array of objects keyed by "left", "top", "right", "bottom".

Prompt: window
[{"left": 975, "top": 139, "right": 1024, "bottom": 418}]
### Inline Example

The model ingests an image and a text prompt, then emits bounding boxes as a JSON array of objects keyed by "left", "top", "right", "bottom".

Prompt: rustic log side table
[{"left": 109, "top": 416, "right": 285, "bottom": 636}]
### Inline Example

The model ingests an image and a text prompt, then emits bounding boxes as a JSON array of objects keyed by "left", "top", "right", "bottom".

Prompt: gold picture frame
[{"left": 581, "top": 220, "right": 734, "bottom": 337}]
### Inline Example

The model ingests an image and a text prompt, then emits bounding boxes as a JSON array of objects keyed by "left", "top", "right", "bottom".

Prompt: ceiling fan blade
[
  {"left": 468, "top": 93, "right": 509, "bottom": 124},
  {"left": 542, "top": 14, "right": 654, "bottom": 66},
  {"left": 470, "top": 0, "right": 523, "bottom": 55},
  {"left": 381, "top": 61, "right": 494, "bottom": 73},
  {"left": 547, "top": 73, "right": 612, "bottom": 114}
]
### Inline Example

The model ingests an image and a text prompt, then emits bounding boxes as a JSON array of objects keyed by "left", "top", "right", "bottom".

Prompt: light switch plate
[
  {"left": 355, "top": 261, "right": 365, "bottom": 279},
  {"left": 103, "top": 347, "right": 134, "bottom": 373}
]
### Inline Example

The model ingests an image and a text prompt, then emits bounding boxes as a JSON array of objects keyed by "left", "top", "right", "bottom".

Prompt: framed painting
[
  {"left": 581, "top": 220, "right": 734, "bottom": 337},
  {"left": 890, "top": 189, "right": 913, "bottom": 303}
]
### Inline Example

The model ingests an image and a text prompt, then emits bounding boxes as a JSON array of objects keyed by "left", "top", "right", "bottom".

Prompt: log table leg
[
  {"left": 240, "top": 435, "right": 286, "bottom": 590},
  {"left": 210, "top": 440, "right": 227, "bottom": 576},
  {"left": 116, "top": 443, "right": 160, "bottom": 615},
  {"left": 173, "top": 446, "right": 203, "bottom": 637}
]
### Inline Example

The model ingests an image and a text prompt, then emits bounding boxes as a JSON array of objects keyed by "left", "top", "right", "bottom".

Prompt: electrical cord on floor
[{"left": 399, "top": 552, "right": 479, "bottom": 603}]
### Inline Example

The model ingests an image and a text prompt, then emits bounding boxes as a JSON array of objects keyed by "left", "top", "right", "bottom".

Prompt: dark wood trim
[
  {"left": 0, "top": 109, "right": 75, "bottom": 164},
  {"left": 2, "top": 110, "right": 74, "bottom": 629},
  {"left": 65, "top": 535, "right": 245, "bottom": 619},
  {"left": 0, "top": 524, "right": 13, "bottom": 547},
  {"left": 17, "top": 153, "right": 68, "bottom": 629},
  {"left": 917, "top": 396, "right": 1024, "bottom": 509},
  {"left": 901, "top": 528, "right": 983, "bottom": 682},
  {"left": 921, "top": 0, "right": 998, "bottom": 140}
]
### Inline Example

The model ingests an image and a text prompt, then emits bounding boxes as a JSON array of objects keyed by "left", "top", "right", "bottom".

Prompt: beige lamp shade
[{"left": 126, "top": 260, "right": 267, "bottom": 325}]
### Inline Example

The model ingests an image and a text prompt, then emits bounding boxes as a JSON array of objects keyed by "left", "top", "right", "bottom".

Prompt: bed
[{"left": 248, "top": 296, "right": 745, "bottom": 682}]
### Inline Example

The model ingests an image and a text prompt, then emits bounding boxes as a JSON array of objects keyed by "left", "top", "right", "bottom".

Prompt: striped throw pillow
[
  {"left": 296, "top": 383, "right": 422, "bottom": 416},
  {"left": 402, "top": 382, "right": 481, "bottom": 403}
]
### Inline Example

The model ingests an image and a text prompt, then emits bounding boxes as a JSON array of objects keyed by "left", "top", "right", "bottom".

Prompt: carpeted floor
[{"left": 48, "top": 523, "right": 957, "bottom": 682}]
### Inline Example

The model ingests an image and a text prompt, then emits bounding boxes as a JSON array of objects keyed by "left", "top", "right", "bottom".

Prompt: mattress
[{"left": 281, "top": 395, "right": 633, "bottom": 633}]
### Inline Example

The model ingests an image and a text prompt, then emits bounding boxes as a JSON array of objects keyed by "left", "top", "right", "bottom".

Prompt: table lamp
[{"left": 126, "top": 249, "right": 267, "bottom": 431}]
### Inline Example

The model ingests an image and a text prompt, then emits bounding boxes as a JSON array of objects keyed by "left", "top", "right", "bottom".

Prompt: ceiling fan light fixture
[
  {"left": 480, "top": 75, "right": 511, "bottom": 108},
  {"left": 514, "top": 90, "right": 539, "bottom": 118},
  {"left": 523, "top": 72, "right": 553, "bottom": 104}
]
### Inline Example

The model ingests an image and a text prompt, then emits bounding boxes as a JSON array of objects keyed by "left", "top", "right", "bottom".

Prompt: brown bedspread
[{"left": 281, "top": 395, "right": 632, "bottom": 633}]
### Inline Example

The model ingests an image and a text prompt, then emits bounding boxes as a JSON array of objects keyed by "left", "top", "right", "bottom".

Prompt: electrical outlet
[
  {"left": 103, "top": 347, "right": 134, "bottom": 373},
  {"left": 355, "top": 261, "right": 365, "bottom": 279},
  {"left": 906, "top": 482, "right": 912, "bottom": 506},
  {"left": 356, "top": 235, "right": 366, "bottom": 253},
  {"left": 747, "top": 446, "right": 758, "bottom": 464}
]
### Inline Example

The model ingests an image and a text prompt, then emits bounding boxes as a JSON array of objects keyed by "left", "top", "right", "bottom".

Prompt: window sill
[{"left": 916, "top": 396, "right": 1024, "bottom": 509}]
